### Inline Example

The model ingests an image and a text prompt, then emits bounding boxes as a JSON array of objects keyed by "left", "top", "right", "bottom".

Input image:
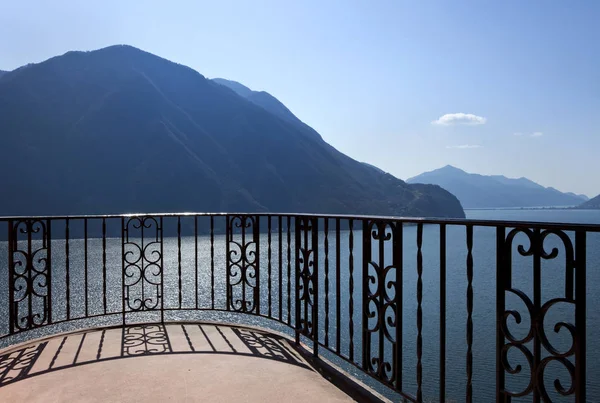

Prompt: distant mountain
[
  {"left": 577, "top": 194, "right": 600, "bottom": 209},
  {"left": 0, "top": 45, "right": 464, "bottom": 218},
  {"left": 407, "top": 165, "right": 587, "bottom": 208},
  {"left": 0, "top": 70, "right": 7, "bottom": 79},
  {"left": 566, "top": 192, "right": 589, "bottom": 201}
]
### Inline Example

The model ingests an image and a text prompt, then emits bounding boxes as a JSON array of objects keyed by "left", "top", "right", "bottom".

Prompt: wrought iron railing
[{"left": 0, "top": 213, "right": 598, "bottom": 402}]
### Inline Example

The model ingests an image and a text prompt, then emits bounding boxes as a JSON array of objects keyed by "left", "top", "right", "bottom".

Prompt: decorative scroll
[
  {"left": 226, "top": 215, "right": 260, "bottom": 313},
  {"left": 123, "top": 217, "right": 163, "bottom": 313},
  {"left": 498, "top": 228, "right": 583, "bottom": 401},
  {"left": 0, "top": 343, "right": 47, "bottom": 386},
  {"left": 122, "top": 325, "right": 171, "bottom": 355},
  {"left": 362, "top": 220, "right": 400, "bottom": 388},
  {"left": 295, "top": 217, "right": 318, "bottom": 339},
  {"left": 8, "top": 220, "right": 52, "bottom": 333}
]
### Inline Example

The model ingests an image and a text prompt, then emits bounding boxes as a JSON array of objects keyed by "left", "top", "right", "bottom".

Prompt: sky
[{"left": 1, "top": 0, "right": 599, "bottom": 196}]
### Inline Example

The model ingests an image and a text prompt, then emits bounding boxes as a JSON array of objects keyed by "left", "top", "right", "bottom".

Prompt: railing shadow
[{"left": 0, "top": 322, "right": 310, "bottom": 388}]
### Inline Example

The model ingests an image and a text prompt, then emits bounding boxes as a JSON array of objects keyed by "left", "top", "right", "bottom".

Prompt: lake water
[{"left": 1, "top": 208, "right": 599, "bottom": 402}]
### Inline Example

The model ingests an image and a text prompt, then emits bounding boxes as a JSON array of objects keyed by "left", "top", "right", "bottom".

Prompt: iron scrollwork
[
  {"left": 295, "top": 217, "right": 318, "bottom": 339},
  {"left": 226, "top": 215, "right": 260, "bottom": 314},
  {"left": 123, "top": 216, "right": 163, "bottom": 313},
  {"left": 8, "top": 220, "right": 52, "bottom": 333},
  {"left": 499, "top": 228, "right": 581, "bottom": 401},
  {"left": 362, "top": 220, "right": 400, "bottom": 388}
]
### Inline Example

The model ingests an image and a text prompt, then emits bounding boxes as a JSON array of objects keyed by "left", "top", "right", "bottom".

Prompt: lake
[{"left": 1, "top": 208, "right": 599, "bottom": 402}]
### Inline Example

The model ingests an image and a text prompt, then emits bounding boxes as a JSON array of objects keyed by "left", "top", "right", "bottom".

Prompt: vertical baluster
[
  {"left": 84, "top": 219, "right": 88, "bottom": 318},
  {"left": 27, "top": 220, "right": 32, "bottom": 325},
  {"left": 575, "top": 230, "right": 586, "bottom": 402},
  {"left": 349, "top": 218, "right": 354, "bottom": 362},
  {"left": 254, "top": 215, "right": 260, "bottom": 315},
  {"left": 178, "top": 216, "right": 182, "bottom": 309},
  {"left": 416, "top": 223, "right": 423, "bottom": 402},
  {"left": 395, "top": 222, "right": 403, "bottom": 392},
  {"left": 268, "top": 216, "right": 272, "bottom": 318},
  {"left": 141, "top": 217, "right": 145, "bottom": 314},
  {"left": 210, "top": 216, "right": 215, "bottom": 310},
  {"left": 533, "top": 227, "right": 541, "bottom": 403},
  {"left": 160, "top": 217, "right": 164, "bottom": 323},
  {"left": 295, "top": 217, "right": 301, "bottom": 345},
  {"left": 65, "top": 218, "right": 70, "bottom": 321},
  {"left": 466, "top": 225, "right": 474, "bottom": 403},
  {"left": 102, "top": 218, "right": 107, "bottom": 315},
  {"left": 495, "top": 226, "right": 506, "bottom": 402},
  {"left": 121, "top": 217, "right": 125, "bottom": 325},
  {"left": 287, "top": 216, "right": 291, "bottom": 326},
  {"left": 439, "top": 224, "right": 446, "bottom": 403},
  {"left": 361, "top": 219, "right": 371, "bottom": 371},
  {"left": 279, "top": 216, "right": 283, "bottom": 322},
  {"left": 226, "top": 215, "right": 231, "bottom": 310},
  {"left": 8, "top": 220, "right": 14, "bottom": 334},
  {"left": 324, "top": 218, "right": 329, "bottom": 347},
  {"left": 47, "top": 220, "right": 52, "bottom": 324},
  {"left": 241, "top": 216, "right": 246, "bottom": 311},
  {"left": 194, "top": 216, "right": 198, "bottom": 309},
  {"left": 336, "top": 218, "right": 341, "bottom": 354}
]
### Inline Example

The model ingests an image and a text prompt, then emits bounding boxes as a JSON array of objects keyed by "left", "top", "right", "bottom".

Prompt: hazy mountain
[
  {"left": 407, "top": 165, "right": 587, "bottom": 208},
  {"left": 577, "top": 194, "right": 600, "bottom": 209},
  {"left": 0, "top": 70, "right": 7, "bottom": 79},
  {"left": 0, "top": 45, "right": 464, "bottom": 218},
  {"left": 566, "top": 192, "right": 589, "bottom": 201}
]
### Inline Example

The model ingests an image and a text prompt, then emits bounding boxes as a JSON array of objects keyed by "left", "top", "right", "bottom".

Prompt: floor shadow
[{"left": 0, "top": 322, "right": 310, "bottom": 388}]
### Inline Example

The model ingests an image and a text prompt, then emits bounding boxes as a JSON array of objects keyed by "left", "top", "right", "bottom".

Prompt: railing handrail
[{"left": 1, "top": 211, "right": 599, "bottom": 231}]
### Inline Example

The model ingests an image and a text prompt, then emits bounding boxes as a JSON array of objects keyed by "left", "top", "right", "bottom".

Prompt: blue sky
[{"left": 1, "top": 1, "right": 598, "bottom": 196}]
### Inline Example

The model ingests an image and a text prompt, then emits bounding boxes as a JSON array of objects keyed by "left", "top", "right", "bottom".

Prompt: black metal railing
[{"left": 0, "top": 213, "right": 598, "bottom": 402}]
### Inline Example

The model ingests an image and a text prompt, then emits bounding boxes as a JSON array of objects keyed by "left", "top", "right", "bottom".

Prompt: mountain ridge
[
  {"left": 0, "top": 45, "right": 464, "bottom": 218},
  {"left": 407, "top": 165, "right": 587, "bottom": 208},
  {"left": 576, "top": 194, "right": 600, "bottom": 209}
]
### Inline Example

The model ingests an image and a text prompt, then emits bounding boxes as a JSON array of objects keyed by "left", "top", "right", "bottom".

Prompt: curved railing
[{"left": 0, "top": 213, "right": 598, "bottom": 402}]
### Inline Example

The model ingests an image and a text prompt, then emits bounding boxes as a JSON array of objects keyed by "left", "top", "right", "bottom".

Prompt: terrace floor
[{"left": 0, "top": 323, "right": 359, "bottom": 402}]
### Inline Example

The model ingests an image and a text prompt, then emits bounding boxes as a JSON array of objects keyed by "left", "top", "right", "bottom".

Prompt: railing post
[
  {"left": 575, "top": 230, "right": 586, "bottom": 402},
  {"left": 361, "top": 219, "right": 371, "bottom": 371},
  {"left": 7, "top": 220, "right": 14, "bottom": 335},
  {"left": 495, "top": 226, "right": 506, "bottom": 402}
]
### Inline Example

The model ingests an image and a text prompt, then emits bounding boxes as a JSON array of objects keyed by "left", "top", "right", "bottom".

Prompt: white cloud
[
  {"left": 446, "top": 144, "right": 483, "bottom": 149},
  {"left": 432, "top": 113, "right": 487, "bottom": 126},
  {"left": 514, "top": 131, "right": 543, "bottom": 137}
]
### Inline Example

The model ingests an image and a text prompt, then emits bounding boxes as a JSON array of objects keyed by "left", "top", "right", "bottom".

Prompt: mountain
[
  {"left": 577, "top": 194, "right": 600, "bottom": 209},
  {"left": 407, "top": 165, "right": 587, "bottom": 208},
  {"left": 361, "top": 162, "right": 387, "bottom": 175},
  {"left": 0, "top": 45, "right": 464, "bottom": 218},
  {"left": 0, "top": 70, "right": 7, "bottom": 79},
  {"left": 566, "top": 192, "right": 589, "bottom": 202},
  {"left": 212, "top": 78, "right": 322, "bottom": 141}
]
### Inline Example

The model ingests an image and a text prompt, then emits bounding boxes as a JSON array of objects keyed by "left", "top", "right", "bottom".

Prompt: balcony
[{"left": 0, "top": 213, "right": 598, "bottom": 402}]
